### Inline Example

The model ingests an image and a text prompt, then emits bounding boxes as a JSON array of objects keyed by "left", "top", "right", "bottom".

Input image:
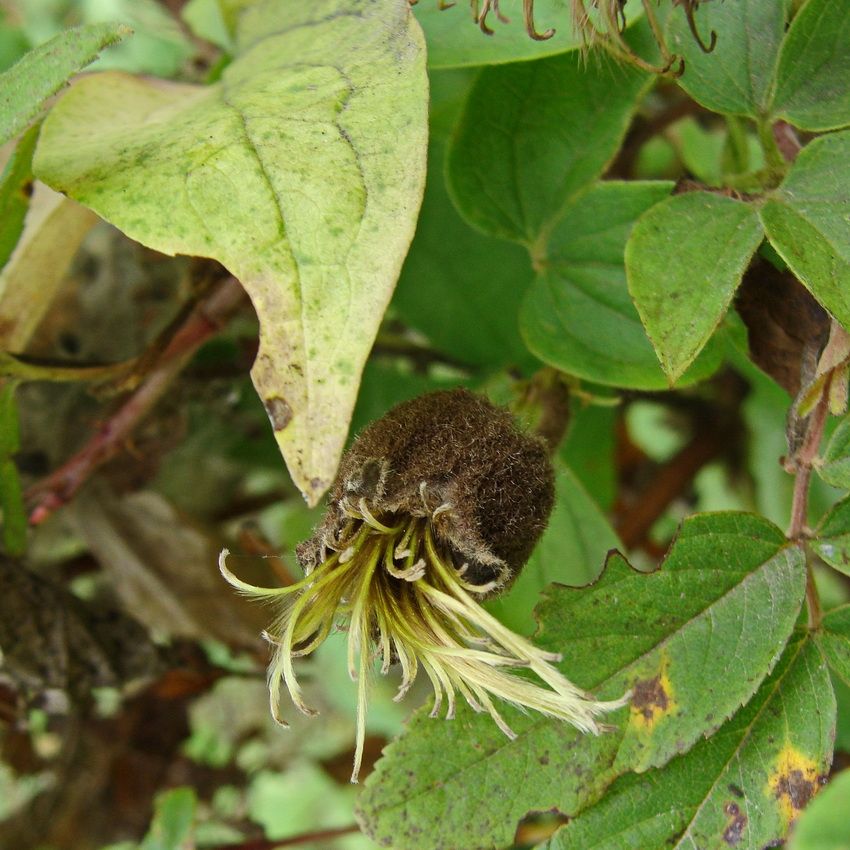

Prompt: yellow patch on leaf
[
  {"left": 766, "top": 744, "right": 825, "bottom": 827},
  {"left": 629, "top": 653, "right": 677, "bottom": 732}
]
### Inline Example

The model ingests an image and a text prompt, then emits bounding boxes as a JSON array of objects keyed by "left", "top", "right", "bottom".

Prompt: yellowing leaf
[
  {"left": 0, "top": 185, "right": 99, "bottom": 351},
  {"left": 33, "top": 0, "right": 428, "bottom": 505}
]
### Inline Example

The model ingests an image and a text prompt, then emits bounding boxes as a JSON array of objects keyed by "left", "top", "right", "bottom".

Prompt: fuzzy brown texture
[{"left": 297, "top": 388, "right": 555, "bottom": 594}]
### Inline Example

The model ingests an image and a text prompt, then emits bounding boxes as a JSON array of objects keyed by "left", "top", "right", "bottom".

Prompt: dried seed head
[
  {"left": 299, "top": 388, "right": 555, "bottom": 595},
  {"left": 420, "top": 0, "right": 720, "bottom": 76},
  {"left": 221, "top": 388, "right": 629, "bottom": 782}
]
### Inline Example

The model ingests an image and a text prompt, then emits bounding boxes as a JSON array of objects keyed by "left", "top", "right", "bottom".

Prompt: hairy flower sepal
[{"left": 220, "top": 505, "right": 629, "bottom": 783}]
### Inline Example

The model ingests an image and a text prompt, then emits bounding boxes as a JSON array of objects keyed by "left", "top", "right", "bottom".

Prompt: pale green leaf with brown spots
[
  {"left": 357, "top": 512, "right": 807, "bottom": 850},
  {"left": 32, "top": 0, "right": 428, "bottom": 505}
]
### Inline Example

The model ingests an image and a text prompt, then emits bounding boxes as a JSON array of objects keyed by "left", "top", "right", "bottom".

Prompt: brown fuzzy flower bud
[
  {"left": 298, "top": 388, "right": 555, "bottom": 595},
  {"left": 221, "top": 388, "right": 629, "bottom": 782}
]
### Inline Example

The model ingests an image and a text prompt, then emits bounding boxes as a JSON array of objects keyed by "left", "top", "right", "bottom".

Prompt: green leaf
[
  {"left": 626, "top": 191, "right": 763, "bottom": 382},
  {"left": 0, "top": 121, "right": 39, "bottom": 271},
  {"left": 392, "top": 72, "right": 536, "bottom": 372},
  {"left": 357, "top": 512, "right": 806, "bottom": 850},
  {"left": 358, "top": 684, "right": 626, "bottom": 850},
  {"left": 488, "top": 465, "right": 621, "bottom": 636},
  {"left": 0, "top": 22, "right": 131, "bottom": 147},
  {"left": 771, "top": 0, "right": 850, "bottom": 131},
  {"left": 521, "top": 181, "right": 724, "bottom": 389},
  {"left": 816, "top": 605, "right": 850, "bottom": 685},
  {"left": 666, "top": 0, "right": 785, "bottom": 119},
  {"left": 546, "top": 634, "right": 835, "bottom": 850},
  {"left": 816, "top": 413, "right": 850, "bottom": 489},
  {"left": 33, "top": 0, "right": 428, "bottom": 507},
  {"left": 140, "top": 787, "right": 196, "bottom": 850},
  {"left": 559, "top": 513, "right": 806, "bottom": 773},
  {"left": 813, "top": 498, "right": 850, "bottom": 578},
  {"left": 560, "top": 402, "right": 618, "bottom": 510},
  {"left": 182, "top": 0, "right": 233, "bottom": 52},
  {"left": 787, "top": 767, "right": 850, "bottom": 850},
  {"left": 446, "top": 51, "right": 649, "bottom": 245},
  {"left": 760, "top": 131, "right": 850, "bottom": 331}
]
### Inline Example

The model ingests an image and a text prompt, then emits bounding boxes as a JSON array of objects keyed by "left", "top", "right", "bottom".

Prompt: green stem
[
  {"left": 757, "top": 118, "right": 787, "bottom": 183},
  {"left": 724, "top": 115, "right": 750, "bottom": 175},
  {"left": 0, "top": 350, "right": 135, "bottom": 383}
]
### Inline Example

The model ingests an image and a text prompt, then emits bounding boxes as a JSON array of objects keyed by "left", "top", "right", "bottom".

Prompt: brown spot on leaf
[
  {"left": 515, "top": 809, "right": 568, "bottom": 846},
  {"left": 775, "top": 769, "right": 816, "bottom": 811},
  {"left": 767, "top": 745, "right": 824, "bottom": 827},
  {"left": 632, "top": 674, "right": 668, "bottom": 719},
  {"left": 263, "top": 395, "right": 292, "bottom": 431},
  {"left": 629, "top": 655, "right": 677, "bottom": 736},
  {"left": 722, "top": 800, "right": 747, "bottom": 845}
]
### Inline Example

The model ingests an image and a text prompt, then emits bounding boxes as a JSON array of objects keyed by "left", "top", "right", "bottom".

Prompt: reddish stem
[
  {"left": 787, "top": 381, "right": 832, "bottom": 629},
  {"left": 616, "top": 425, "right": 726, "bottom": 551},
  {"left": 25, "top": 276, "right": 246, "bottom": 524}
]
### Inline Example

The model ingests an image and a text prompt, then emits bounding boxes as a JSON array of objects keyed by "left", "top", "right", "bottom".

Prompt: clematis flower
[{"left": 221, "top": 389, "right": 629, "bottom": 782}]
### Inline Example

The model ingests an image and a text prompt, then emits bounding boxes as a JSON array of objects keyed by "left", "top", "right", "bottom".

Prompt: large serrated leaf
[
  {"left": 546, "top": 634, "right": 835, "bottom": 850},
  {"left": 32, "top": 0, "right": 428, "bottom": 506},
  {"left": 446, "top": 50, "right": 649, "bottom": 245},
  {"left": 760, "top": 131, "right": 850, "bottom": 332},
  {"left": 521, "top": 181, "right": 724, "bottom": 389},
  {"left": 356, "top": 512, "right": 806, "bottom": 850},
  {"left": 625, "top": 191, "right": 763, "bottom": 383},
  {"left": 0, "top": 22, "right": 131, "bottom": 147},
  {"left": 547, "top": 513, "right": 807, "bottom": 774}
]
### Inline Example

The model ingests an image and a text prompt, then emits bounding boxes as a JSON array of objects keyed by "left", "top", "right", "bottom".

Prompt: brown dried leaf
[
  {"left": 70, "top": 480, "right": 270, "bottom": 647},
  {"left": 735, "top": 257, "right": 830, "bottom": 398}
]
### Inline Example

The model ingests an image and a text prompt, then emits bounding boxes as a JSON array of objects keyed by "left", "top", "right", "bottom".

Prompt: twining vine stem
[
  {"left": 25, "top": 273, "right": 246, "bottom": 525},
  {"left": 787, "top": 381, "right": 832, "bottom": 629}
]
